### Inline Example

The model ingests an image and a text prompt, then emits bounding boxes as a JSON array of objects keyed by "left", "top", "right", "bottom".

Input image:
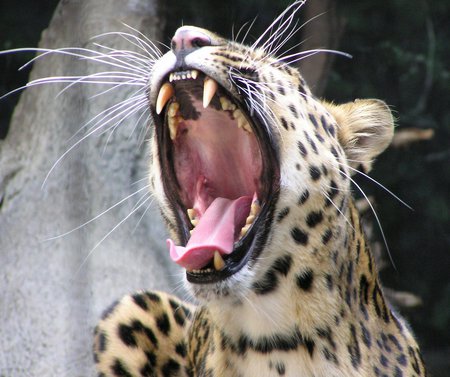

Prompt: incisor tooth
[
  {"left": 156, "top": 83, "right": 174, "bottom": 114},
  {"left": 214, "top": 251, "right": 226, "bottom": 271},
  {"left": 203, "top": 77, "right": 218, "bottom": 108},
  {"left": 191, "top": 70, "right": 199, "bottom": 79}
]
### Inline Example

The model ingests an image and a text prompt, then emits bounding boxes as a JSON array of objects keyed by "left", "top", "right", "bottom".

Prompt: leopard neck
[{"left": 204, "top": 200, "right": 392, "bottom": 348}]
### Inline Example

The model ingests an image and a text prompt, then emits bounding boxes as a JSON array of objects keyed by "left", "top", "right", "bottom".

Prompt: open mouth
[{"left": 153, "top": 69, "right": 279, "bottom": 284}]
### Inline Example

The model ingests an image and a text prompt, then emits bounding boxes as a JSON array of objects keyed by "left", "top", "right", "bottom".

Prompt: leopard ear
[{"left": 323, "top": 99, "right": 394, "bottom": 173}]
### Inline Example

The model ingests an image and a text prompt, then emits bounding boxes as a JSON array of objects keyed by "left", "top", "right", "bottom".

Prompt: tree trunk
[
  {"left": 298, "top": 0, "right": 345, "bottom": 96},
  {"left": 0, "top": 1, "right": 178, "bottom": 375}
]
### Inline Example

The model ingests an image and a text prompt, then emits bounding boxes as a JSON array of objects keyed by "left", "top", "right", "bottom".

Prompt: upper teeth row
[
  {"left": 156, "top": 74, "right": 253, "bottom": 139},
  {"left": 169, "top": 70, "right": 199, "bottom": 82},
  {"left": 156, "top": 73, "right": 218, "bottom": 115}
]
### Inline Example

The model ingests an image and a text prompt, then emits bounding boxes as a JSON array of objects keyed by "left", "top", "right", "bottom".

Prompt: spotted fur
[{"left": 94, "top": 13, "right": 426, "bottom": 377}]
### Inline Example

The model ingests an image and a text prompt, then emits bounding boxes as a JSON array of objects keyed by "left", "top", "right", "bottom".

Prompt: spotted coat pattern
[{"left": 94, "top": 25, "right": 426, "bottom": 377}]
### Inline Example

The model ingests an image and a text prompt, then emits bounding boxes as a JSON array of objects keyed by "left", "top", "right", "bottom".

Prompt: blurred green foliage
[{"left": 330, "top": 1, "right": 450, "bottom": 353}]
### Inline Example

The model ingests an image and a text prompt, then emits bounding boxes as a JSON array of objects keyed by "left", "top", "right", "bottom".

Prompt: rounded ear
[{"left": 322, "top": 99, "right": 394, "bottom": 173}]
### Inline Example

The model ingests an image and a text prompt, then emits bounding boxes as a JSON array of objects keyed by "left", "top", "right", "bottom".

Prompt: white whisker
[
  {"left": 337, "top": 161, "right": 412, "bottom": 210},
  {"left": 340, "top": 169, "right": 397, "bottom": 270},
  {"left": 75, "top": 193, "right": 154, "bottom": 275},
  {"left": 275, "top": 49, "right": 352, "bottom": 67},
  {"left": 45, "top": 184, "right": 150, "bottom": 241}
]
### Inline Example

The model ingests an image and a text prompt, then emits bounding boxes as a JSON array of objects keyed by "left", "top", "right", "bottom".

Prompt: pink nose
[{"left": 171, "top": 27, "right": 211, "bottom": 53}]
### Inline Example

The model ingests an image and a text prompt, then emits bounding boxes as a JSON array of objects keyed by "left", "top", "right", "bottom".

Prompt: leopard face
[{"left": 147, "top": 25, "right": 394, "bottom": 303}]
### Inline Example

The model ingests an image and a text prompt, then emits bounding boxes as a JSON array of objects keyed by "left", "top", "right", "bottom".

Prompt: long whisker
[
  {"left": 42, "top": 92, "right": 147, "bottom": 187},
  {"left": 132, "top": 193, "right": 157, "bottom": 234},
  {"left": 272, "top": 11, "right": 328, "bottom": 60},
  {"left": 75, "top": 193, "right": 154, "bottom": 275},
  {"left": 254, "top": 1, "right": 305, "bottom": 52},
  {"left": 100, "top": 100, "right": 148, "bottom": 151},
  {"left": 45, "top": 184, "right": 150, "bottom": 241},
  {"left": 338, "top": 162, "right": 413, "bottom": 210},
  {"left": 235, "top": 17, "right": 258, "bottom": 45},
  {"left": 340, "top": 169, "right": 397, "bottom": 270},
  {"left": 322, "top": 189, "right": 355, "bottom": 232},
  {"left": 66, "top": 90, "right": 146, "bottom": 143}
]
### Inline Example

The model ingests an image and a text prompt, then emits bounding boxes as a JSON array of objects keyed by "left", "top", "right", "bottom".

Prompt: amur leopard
[{"left": 92, "top": 6, "right": 427, "bottom": 377}]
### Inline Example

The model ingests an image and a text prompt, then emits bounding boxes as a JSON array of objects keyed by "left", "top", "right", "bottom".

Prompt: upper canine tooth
[
  {"left": 203, "top": 77, "right": 218, "bottom": 108},
  {"left": 213, "top": 251, "right": 226, "bottom": 271},
  {"left": 156, "top": 83, "right": 174, "bottom": 114}
]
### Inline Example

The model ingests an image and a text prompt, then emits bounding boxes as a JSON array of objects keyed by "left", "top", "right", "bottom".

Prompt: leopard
[{"left": 93, "top": 4, "right": 427, "bottom": 377}]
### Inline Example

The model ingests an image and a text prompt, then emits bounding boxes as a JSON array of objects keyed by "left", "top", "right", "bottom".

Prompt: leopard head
[{"left": 148, "top": 23, "right": 394, "bottom": 302}]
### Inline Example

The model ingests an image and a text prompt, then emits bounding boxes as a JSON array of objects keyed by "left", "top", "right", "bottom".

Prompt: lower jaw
[{"left": 184, "top": 191, "right": 279, "bottom": 293}]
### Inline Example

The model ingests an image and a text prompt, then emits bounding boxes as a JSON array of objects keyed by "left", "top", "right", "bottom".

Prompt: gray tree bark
[{"left": 0, "top": 1, "right": 179, "bottom": 376}]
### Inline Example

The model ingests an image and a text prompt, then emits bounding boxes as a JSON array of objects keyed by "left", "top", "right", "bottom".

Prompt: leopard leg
[{"left": 93, "top": 290, "right": 195, "bottom": 377}]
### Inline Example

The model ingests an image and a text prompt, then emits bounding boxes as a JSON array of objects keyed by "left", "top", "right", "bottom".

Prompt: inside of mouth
[{"left": 161, "top": 71, "right": 263, "bottom": 272}]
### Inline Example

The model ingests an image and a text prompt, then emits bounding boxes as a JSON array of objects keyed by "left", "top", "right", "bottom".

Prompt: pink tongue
[{"left": 167, "top": 196, "right": 252, "bottom": 270}]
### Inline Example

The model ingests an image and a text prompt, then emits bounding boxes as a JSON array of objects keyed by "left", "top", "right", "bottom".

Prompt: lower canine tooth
[
  {"left": 156, "top": 83, "right": 174, "bottom": 114},
  {"left": 203, "top": 77, "right": 218, "bottom": 108},
  {"left": 214, "top": 251, "right": 226, "bottom": 271}
]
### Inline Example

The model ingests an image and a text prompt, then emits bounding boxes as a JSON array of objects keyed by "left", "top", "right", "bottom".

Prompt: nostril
[
  {"left": 171, "top": 27, "right": 212, "bottom": 53},
  {"left": 191, "top": 37, "right": 210, "bottom": 48}
]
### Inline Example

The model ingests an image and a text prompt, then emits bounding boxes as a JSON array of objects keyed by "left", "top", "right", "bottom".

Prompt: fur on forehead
[{"left": 322, "top": 99, "right": 394, "bottom": 174}]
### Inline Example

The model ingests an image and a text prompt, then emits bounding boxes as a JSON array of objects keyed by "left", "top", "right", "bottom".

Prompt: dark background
[{"left": 1, "top": 0, "right": 448, "bottom": 374}]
